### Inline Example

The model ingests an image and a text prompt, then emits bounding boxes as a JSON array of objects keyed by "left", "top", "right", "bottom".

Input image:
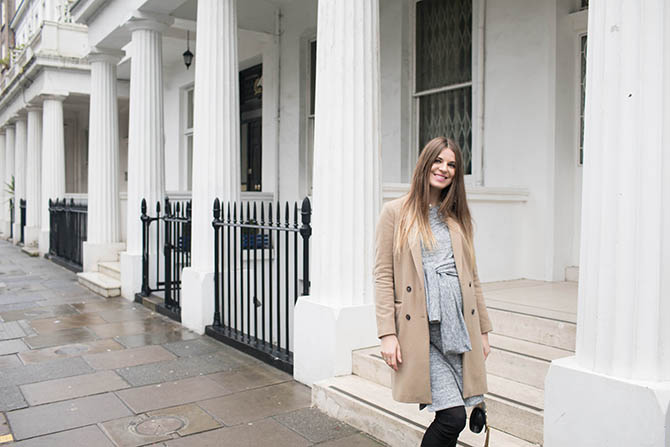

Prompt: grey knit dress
[{"left": 420, "top": 206, "right": 484, "bottom": 412}]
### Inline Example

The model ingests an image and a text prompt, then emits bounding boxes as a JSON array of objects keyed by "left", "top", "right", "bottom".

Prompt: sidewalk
[{"left": 0, "top": 240, "right": 385, "bottom": 446}]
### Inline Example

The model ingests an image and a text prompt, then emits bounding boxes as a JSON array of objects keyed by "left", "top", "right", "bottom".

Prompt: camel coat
[{"left": 374, "top": 197, "right": 493, "bottom": 404}]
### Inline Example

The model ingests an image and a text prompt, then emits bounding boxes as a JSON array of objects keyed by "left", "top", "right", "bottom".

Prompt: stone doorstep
[
  {"left": 487, "top": 307, "right": 576, "bottom": 351},
  {"left": 313, "top": 374, "right": 539, "bottom": 447},
  {"left": 77, "top": 272, "right": 121, "bottom": 298},
  {"left": 20, "top": 246, "right": 39, "bottom": 257},
  {"left": 97, "top": 261, "right": 121, "bottom": 280},
  {"left": 352, "top": 347, "right": 545, "bottom": 443}
]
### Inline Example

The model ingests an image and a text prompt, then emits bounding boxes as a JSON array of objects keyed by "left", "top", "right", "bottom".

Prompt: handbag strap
[{"left": 484, "top": 425, "right": 490, "bottom": 447}]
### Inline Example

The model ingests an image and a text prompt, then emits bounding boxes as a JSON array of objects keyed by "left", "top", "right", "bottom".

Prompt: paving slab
[
  {"left": 18, "top": 339, "right": 124, "bottom": 364},
  {"left": 7, "top": 393, "right": 133, "bottom": 440},
  {"left": 114, "top": 330, "right": 200, "bottom": 349},
  {"left": 100, "top": 414, "right": 173, "bottom": 447},
  {"left": 83, "top": 345, "right": 177, "bottom": 370},
  {"left": 20, "top": 370, "right": 130, "bottom": 405},
  {"left": 205, "top": 364, "right": 291, "bottom": 394},
  {"left": 272, "top": 407, "right": 359, "bottom": 443},
  {"left": 28, "top": 314, "right": 107, "bottom": 334},
  {"left": 11, "top": 425, "right": 115, "bottom": 447},
  {"left": 148, "top": 403, "right": 221, "bottom": 436},
  {"left": 116, "top": 351, "right": 246, "bottom": 387},
  {"left": 71, "top": 299, "right": 128, "bottom": 313},
  {"left": 89, "top": 318, "right": 175, "bottom": 339},
  {"left": 317, "top": 433, "right": 387, "bottom": 447},
  {"left": 0, "top": 354, "right": 22, "bottom": 369},
  {"left": 0, "top": 321, "right": 29, "bottom": 340},
  {"left": 0, "top": 412, "right": 10, "bottom": 436},
  {"left": 0, "top": 304, "right": 78, "bottom": 322},
  {"left": 164, "top": 418, "right": 311, "bottom": 447},
  {"left": 0, "top": 338, "right": 29, "bottom": 355},
  {"left": 96, "top": 307, "right": 155, "bottom": 323},
  {"left": 116, "top": 376, "right": 229, "bottom": 413},
  {"left": 0, "top": 357, "right": 94, "bottom": 387},
  {"left": 163, "top": 338, "right": 223, "bottom": 357},
  {"left": 23, "top": 327, "right": 99, "bottom": 349},
  {"left": 0, "top": 385, "right": 28, "bottom": 411},
  {"left": 198, "top": 381, "right": 311, "bottom": 426}
]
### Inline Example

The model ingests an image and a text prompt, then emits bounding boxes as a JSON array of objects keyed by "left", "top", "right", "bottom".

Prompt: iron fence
[
  {"left": 48, "top": 198, "right": 87, "bottom": 271},
  {"left": 139, "top": 198, "right": 192, "bottom": 320},
  {"left": 206, "top": 197, "right": 312, "bottom": 373},
  {"left": 19, "top": 199, "right": 25, "bottom": 244},
  {"left": 9, "top": 198, "right": 13, "bottom": 239}
]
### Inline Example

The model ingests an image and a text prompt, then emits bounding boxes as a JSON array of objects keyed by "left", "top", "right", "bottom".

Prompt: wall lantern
[{"left": 183, "top": 30, "right": 194, "bottom": 69}]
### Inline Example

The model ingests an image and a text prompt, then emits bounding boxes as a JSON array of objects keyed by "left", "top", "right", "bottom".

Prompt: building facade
[{"left": 0, "top": 0, "right": 667, "bottom": 445}]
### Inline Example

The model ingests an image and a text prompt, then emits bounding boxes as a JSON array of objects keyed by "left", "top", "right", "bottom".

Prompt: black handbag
[{"left": 470, "top": 403, "right": 490, "bottom": 446}]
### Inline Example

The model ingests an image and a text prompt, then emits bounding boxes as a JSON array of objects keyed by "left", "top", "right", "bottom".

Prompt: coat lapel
[{"left": 409, "top": 230, "right": 424, "bottom": 280}]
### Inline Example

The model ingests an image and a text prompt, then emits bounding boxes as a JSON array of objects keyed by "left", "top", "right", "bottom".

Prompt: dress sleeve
[{"left": 374, "top": 202, "right": 397, "bottom": 338}]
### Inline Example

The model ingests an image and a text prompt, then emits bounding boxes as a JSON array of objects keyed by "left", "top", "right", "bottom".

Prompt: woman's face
[{"left": 428, "top": 147, "right": 456, "bottom": 191}]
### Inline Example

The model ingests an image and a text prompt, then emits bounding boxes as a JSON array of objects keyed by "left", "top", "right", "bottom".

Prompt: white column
[
  {"left": 83, "top": 52, "right": 125, "bottom": 271},
  {"left": 4, "top": 125, "right": 15, "bottom": 239},
  {"left": 181, "top": 0, "right": 240, "bottom": 334},
  {"left": 545, "top": 2, "right": 670, "bottom": 446},
  {"left": 13, "top": 116, "right": 26, "bottom": 245},
  {"left": 0, "top": 131, "right": 5, "bottom": 237},
  {"left": 120, "top": 19, "right": 170, "bottom": 300},
  {"left": 40, "top": 96, "right": 66, "bottom": 256},
  {"left": 24, "top": 107, "right": 42, "bottom": 247},
  {"left": 294, "top": 0, "right": 381, "bottom": 385}
]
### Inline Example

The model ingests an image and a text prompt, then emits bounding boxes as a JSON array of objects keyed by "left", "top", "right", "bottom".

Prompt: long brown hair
[{"left": 395, "top": 137, "right": 475, "bottom": 264}]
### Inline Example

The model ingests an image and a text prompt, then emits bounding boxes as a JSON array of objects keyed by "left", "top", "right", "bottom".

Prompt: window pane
[
  {"left": 187, "top": 89, "right": 194, "bottom": 129},
  {"left": 580, "top": 35, "right": 587, "bottom": 165},
  {"left": 416, "top": 0, "right": 472, "bottom": 92},
  {"left": 310, "top": 40, "right": 317, "bottom": 115},
  {"left": 419, "top": 86, "right": 472, "bottom": 174}
]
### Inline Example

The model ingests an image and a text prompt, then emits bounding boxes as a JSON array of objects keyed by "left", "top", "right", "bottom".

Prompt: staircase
[
  {"left": 77, "top": 259, "right": 121, "bottom": 297},
  {"left": 313, "top": 280, "right": 577, "bottom": 446}
]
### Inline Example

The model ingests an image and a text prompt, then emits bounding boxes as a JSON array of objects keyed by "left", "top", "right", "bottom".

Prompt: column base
[
  {"left": 24, "top": 225, "right": 39, "bottom": 247},
  {"left": 120, "top": 251, "right": 142, "bottom": 301},
  {"left": 545, "top": 356, "right": 670, "bottom": 447},
  {"left": 180, "top": 266, "right": 214, "bottom": 335},
  {"left": 293, "top": 297, "right": 379, "bottom": 386},
  {"left": 83, "top": 241, "right": 126, "bottom": 273},
  {"left": 1, "top": 220, "right": 10, "bottom": 238},
  {"left": 12, "top": 222, "right": 21, "bottom": 244}
]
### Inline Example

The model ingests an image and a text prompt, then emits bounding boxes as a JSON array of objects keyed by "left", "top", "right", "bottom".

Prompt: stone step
[
  {"left": 487, "top": 307, "right": 576, "bottom": 351},
  {"left": 98, "top": 261, "right": 121, "bottom": 280},
  {"left": 21, "top": 245, "right": 39, "bottom": 257},
  {"left": 352, "top": 347, "right": 545, "bottom": 444},
  {"left": 313, "top": 374, "right": 540, "bottom": 447},
  {"left": 77, "top": 272, "right": 121, "bottom": 298}
]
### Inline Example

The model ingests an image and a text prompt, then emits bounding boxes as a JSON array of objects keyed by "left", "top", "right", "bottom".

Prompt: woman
[{"left": 374, "top": 137, "right": 492, "bottom": 446}]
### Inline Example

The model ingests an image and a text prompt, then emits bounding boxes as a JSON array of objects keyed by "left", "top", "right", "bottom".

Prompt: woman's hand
[
  {"left": 481, "top": 332, "right": 491, "bottom": 360},
  {"left": 380, "top": 334, "right": 402, "bottom": 371}
]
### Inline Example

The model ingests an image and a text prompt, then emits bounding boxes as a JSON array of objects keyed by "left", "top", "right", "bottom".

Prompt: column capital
[
  {"left": 25, "top": 105, "right": 42, "bottom": 113},
  {"left": 88, "top": 47, "right": 125, "bottom": 65},
  {"left": 42, "top": 94, "right": 67, "bottom": 103},
  {"left": 125, "top": 12, "right": 173, "bottom": 34}
]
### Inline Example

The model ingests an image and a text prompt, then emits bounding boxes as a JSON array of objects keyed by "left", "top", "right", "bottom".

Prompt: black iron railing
[
  {"left": 19, "top": 199, "right": 25, "bottom": 244},
  {"left": 48, "top": 198, "right": 87, "bottom": 271},
  {"left": 206, "top": 198, "right": 312, "bottom": 373},
  {"left": 139, "top": 198, "right": 192, "bottom": 321},
  {"left": 9, "top": 198, "right": 14, "bottom": 239}
]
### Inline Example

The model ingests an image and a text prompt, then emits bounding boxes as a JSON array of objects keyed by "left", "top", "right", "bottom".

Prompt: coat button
[
  {"left": 406, "top": 286, "right": 412, "bottom": 292},
  {"left": 406, "top": 314, "right": 411, "bottom": 320},
  {"left": 471, "top": 309, "right": 475, "bottom": 315},
  {"left": 469, "top": 281, "right": 472, "bottom": 287}
]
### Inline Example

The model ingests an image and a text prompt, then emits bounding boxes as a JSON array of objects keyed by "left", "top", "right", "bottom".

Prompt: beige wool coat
[{"left": 374, "top": 197, "right": 493, "bottom": 404}]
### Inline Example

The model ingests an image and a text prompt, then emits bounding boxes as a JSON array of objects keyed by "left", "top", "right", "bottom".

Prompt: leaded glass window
[
  {"left": 579, "top": 35, "right": 587, "bottom": 165},
  {"left": 415, "top": 0, "right": 473, "bottom": 174}
]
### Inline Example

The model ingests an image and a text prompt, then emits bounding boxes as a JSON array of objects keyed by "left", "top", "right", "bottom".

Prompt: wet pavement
[{"left": 0, "top": 240, "right": 385, "bottom": 446}]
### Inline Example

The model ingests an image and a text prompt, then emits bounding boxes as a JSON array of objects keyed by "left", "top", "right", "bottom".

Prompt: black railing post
[
  {"left": 213, "top": 198, "right": 221, "bottom": 326},
  {"left": 164, "top": 199, "right": 173, "bottom": 309},
  {"left": 141, "top": 199, "right": 150, "bottom": 296},
  {"left": 300, "top": 198, "right": 312, "bottom": 296}
]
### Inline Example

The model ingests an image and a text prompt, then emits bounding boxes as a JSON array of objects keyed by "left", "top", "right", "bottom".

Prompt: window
[
  {"left": 184, "top": 87, "right": 193, "bottom": 190},
  {"left": 414, "top": 0, "right": 473, "bottom": 174},
  {"left": 307, "top": 39, "right": 316, "bottom": 194},
  {"left": 581, "top": 0, "right": 589, "bottom": 9},
  {"left": 239, "top": 64, "right": 262, "bottom": 192},
  {"left": 579, "top": 35, "right": 587, "bottom": 165}
]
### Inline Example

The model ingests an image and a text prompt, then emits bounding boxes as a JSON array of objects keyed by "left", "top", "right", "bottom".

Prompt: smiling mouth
[{"left": 433, "top": 173, "right": 448, "bottom": 181}]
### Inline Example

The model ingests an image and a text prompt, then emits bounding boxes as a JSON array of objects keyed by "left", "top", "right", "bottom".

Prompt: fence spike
[
  {"left": 294, "top": 202, "right": 298, "bottom": 228},
  {"left": 285, "top": 202, "right": 289, "bottom": 226},
  {"left": 156, "top": 200, "right": 161, "bottom": 214},
  {"left": 141, "top": 198, "right": 147, "bottom": 215},
  {"left": 226, "top": 202, "right": 230, "bottom": 222},
  {"left": 260, "top": 201, "right": 265, "bottom": 225},
  {"left": 186, "top": 201, "right": 192, "bottom": 218},
  {"left": 165, "top": 198, "right": 170, "bottom": 217},
  {"left": 213, "top": 198, "right": 221, "bottom": 219},
  {"left": 268, "top": 202, "right": 273, "bottom": 225},
  {"left": 233, "top": 201, "right": 237, "bottom": 222},
  {"left": 301, "top": 197, "right": 312, "bottom": 225}
]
